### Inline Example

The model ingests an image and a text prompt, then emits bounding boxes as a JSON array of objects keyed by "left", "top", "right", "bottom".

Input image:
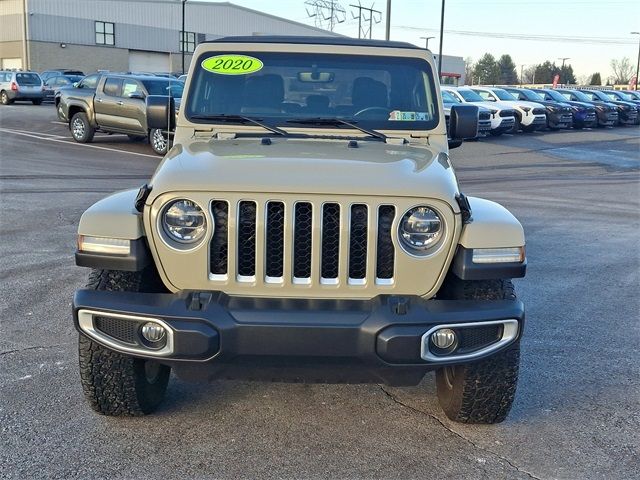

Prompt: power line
[
  {"left": 304, "top": 0, "right": 346, "bottom": 31},
  {"left": 350, "top": 2, "right": 382, "bottom": 39}
]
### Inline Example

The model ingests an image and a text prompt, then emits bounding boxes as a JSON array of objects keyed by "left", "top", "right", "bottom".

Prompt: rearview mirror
[
  {"left": 297, "top": 72, "right": 334, "bottom": 83},
  {"left": 448, "top": 104, "right": 478, "bottom": 149},
  {"left": 146, "top": 95, "right": 175, "bottom": 130}
]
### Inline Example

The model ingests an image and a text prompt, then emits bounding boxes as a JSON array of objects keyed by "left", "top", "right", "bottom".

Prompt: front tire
[
  {"left": 435, "top": 278, "right": 521, "bottom": 424},
  {"left": 78, "top": 269, "right": 170, "bottom": 416},
  {"left": 70, "top": 111, "right": 95, "bottom": 143}
]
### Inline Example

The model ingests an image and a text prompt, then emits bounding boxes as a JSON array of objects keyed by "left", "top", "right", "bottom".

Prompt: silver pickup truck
[{"left": 57, "top": 73, "right": 183, "bottom": 154}]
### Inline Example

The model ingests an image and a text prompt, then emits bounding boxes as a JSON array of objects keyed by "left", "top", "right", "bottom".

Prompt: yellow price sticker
[{"left": 201, "top": 55, "right": 264, "bottom": 75}]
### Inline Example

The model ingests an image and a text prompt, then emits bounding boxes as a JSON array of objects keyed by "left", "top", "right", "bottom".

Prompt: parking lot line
[{"left": 0, "top": 127, "right": 159, "bottom": 158}]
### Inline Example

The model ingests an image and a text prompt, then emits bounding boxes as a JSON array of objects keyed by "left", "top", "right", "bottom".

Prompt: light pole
[
  {"left": 520, "top": 64, "right": 525, "bottom": 86},
  {"left": 632, "top": 32, "right": 640, "bottom": 90},
  {"left": 558, "top": 57, "right": 569, "bottom": 84},
  {"left": 420, "top": 36, "right": 435, "bottom": 50},
  {"left": 385, "top": 0, "right": 391, "bottom": 40},
  {"left": 437, "top": 0, "right": 445, "bottom": 79},
  {"left": 181, "top": 0, "right": 187, "bottom": 75}
]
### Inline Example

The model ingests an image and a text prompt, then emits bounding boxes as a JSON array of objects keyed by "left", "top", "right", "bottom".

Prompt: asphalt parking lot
[{"left": 1, "top": 103, "right": 639, "bottom": 480}]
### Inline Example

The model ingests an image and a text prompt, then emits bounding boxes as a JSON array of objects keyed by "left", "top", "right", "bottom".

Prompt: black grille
[
  {"left": 293, "top": 202, "right": 313, "bottom": 278},
  {"left": 376, "top": 205, "right": 395, "bottom": 279},
  {"left": 458, "top": 325, "right": 502, "bottom": 351},
  {"left": 499, "top": 109, "right": 514, "bottom": 117},
  {"left": 348, "top": 204, "right": 368, "bottom": 279},
  {"left": 210, "top": 201, "right": 229, "bottom": 275},
  {"left": 265, "top": 202, "right": 285, "bottom": 278},
  {"left": 533, "top": 108, "right": 546, "bottom": 115},
  {"left": 479, "top": 111, "right": 490, "bottom": 120},
  {"left": 321, "top": 203, "right": 340, "bottom": 279},
  {"left": 94, "top": 316, "right": 138, "bottom": 344},
  {"left": 237, "top": 201, "right": 257, "bottom": 277}
]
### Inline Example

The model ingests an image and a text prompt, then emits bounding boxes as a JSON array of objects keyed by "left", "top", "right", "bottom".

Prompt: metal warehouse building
[{"left": 0, "top": 0, "right": 339, "bottom": 73}]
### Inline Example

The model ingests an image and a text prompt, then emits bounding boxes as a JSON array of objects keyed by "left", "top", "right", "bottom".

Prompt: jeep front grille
[{"left": 209, "top": 199, "right": 396, "bottom": 286}]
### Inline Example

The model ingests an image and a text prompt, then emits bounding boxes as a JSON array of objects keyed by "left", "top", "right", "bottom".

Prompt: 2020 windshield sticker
[
  {"left": 388, "top": 111, "right": 429, "bottom": 121},
  {"left": 201, "top": 55, "right": 264, "bottom": 75}
]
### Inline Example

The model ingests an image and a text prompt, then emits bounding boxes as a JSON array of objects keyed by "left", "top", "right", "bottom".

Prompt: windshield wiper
[
  {"left": 189, "top": 114, "right": 288, "bottom": 136},
  {"left": 286, "top": 117, "right": 387, "bottom": 141}
]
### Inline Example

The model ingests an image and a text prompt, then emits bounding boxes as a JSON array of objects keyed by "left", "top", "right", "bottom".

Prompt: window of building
[
  {"left": 95, "top": 21, "right": 115, "bottom": 46},
  {"left": 180, "top": 31, "right": 196, "bottom": 53}
]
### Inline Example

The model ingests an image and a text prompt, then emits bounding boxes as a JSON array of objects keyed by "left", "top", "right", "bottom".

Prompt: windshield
[
  {"left": 492, "top": 88, "right": 517, "bottom": 101},
  {"left": 142, "top": 79, "right": 184, "bottom": 97},
  {"left": 521, "top": 89, "right": 544, "bottom": 101},
  {"left": 16, "top": 73, "right": 41, "bottom": 85},
  {"left": 186, "top": 51, "right": 439, "bottom": 130},
  {"left": 565, "top": 90, "right": 592, "bottom": 102},
  {"left": 541, "top": 89, "right": 565, "bottom": 102},
  {"left": 457, "top": 89, "right": 485, "bottom": 102},
  {"left": 441, "top": 90, "right": 460, "bottom": 104}
]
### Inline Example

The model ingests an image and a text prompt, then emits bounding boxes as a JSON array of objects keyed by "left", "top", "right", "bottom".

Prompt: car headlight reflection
[
  {"left": 161, "top": 199, "right": 207, "bottom": 244},
  {"left": 399, "top": 206, "right": 443, "bottom": 255}
]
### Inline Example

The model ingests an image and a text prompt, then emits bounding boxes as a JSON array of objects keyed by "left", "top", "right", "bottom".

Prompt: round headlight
[
  {"left": 399, "top": 206, "right": 443, "bottom": 254},
  {"left": 162, "top": 199, "right": 207, "bottom": 244}
]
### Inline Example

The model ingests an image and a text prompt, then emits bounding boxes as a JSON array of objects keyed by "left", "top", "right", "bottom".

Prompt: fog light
[
  {"left": 431, "top": 328, "right": 456, "bottom": 349},
  {"left": 141, "top": 322, "right": 166, "bottom": 343}
]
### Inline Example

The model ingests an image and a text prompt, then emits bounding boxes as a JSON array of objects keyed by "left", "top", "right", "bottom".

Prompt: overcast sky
[{"left": 195, "top": 0, "right": 640, "bottom": 82}]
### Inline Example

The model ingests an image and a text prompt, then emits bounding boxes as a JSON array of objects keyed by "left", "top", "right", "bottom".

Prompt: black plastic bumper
[{"left": 73, "top": 289, "right": 525, "bottom": 385}]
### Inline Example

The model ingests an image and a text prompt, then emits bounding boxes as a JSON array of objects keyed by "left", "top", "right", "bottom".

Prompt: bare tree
[
  {"left": 464, "top": 57, "right": 474, "bottom": 85},
  {"left": 521, "top": 65, "right": 537, "bottom": 84},
  {"left": 610, "top": 57, "right": 633, "bottom": 84}
]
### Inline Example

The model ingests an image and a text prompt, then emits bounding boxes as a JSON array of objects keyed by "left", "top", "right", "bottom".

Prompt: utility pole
[
  {"left": 558, "top": 57, "right": 569, "bottom": 84},
  {"left": 350, "top": 3, "right": 382, "bottom": 39},
  {"left": 181, "top": 0, "right": 187, "bottom": 75},
  {"left": 385, "top": 0, "right": 391, "bottom": 40},
  {"left": 520, "top": 64, "right": 525, "bottom": 86},
  {"left": 420, "top": 36, "right": 434, "bottom": 50},
  {"left": 305, "top": 1, "right": 346, "bottom": 31},
  {"left": 632, "top": 32, "right": 640, "bottom": 90},
  {"left": 437, "top": 0, "right": 445, "bottom": 79}
]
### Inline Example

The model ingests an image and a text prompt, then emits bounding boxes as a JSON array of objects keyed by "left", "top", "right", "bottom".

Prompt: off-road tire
[
  {"left": 70, "top": 111, "right": 95, "bottom": 143},
  {"left": 78, "top": 268, "right": 170, "bottom": 416},
  {"left": 1, "top": 91, "right": 12, "bottom": 105},
  {"left": 32, "top": 99, "right": 43, "bottom": 105},
  {"left": 435, "top": 277, "right": 520, "bottom": 424}
]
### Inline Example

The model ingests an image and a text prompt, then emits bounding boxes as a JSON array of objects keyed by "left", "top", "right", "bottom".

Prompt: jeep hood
[{"left": 147, "top": 137, "right": 460, "bottom": 206}]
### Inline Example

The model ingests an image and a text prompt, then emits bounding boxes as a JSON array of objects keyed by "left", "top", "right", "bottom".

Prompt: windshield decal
[
  {"left": 388, "top": 111, "right": 429, "bottom": 121},
  {"left": 201, "top": 55, "right": 264, "bottom": 75}
]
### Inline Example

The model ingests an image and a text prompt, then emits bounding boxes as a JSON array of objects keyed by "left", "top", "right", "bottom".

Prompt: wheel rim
[
  {"left": 144, "top": 361, "right": 161, "bottom": 383},
  {"left": 72, "top": 117, "right": 85, "bottom": 139},
  {"left": 152, "top": 129, "right": 167, "bottom": 152},
  {"left": 443, "top": 366, "right": 455, "bottom": 390},
  {"left": 1, "top": 92, "right": 6, "bottom": 103}
]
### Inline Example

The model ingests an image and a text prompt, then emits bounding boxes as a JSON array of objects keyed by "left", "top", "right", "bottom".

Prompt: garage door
[
  {"left": 2, "top": 58, "right": 23, "bottom": 69},
  {"left": 128, "top": 50, "right": 170, "bottom": 73}
]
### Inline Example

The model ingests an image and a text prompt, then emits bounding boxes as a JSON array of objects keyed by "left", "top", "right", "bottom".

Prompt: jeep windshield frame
[{"left": 185, "top": 51, "right": 440, "bottom": 132}]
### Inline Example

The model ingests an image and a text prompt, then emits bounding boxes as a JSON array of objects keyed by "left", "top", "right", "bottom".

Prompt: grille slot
[
  {"left": 376, "top": 205, "right": 395, "bottom": 280},
  {"left": 321, "top": 203, "right": 340, "bottom": 280},
  {"left": 237, "top": 201, "right": 257, "bottom": 279},
  {"left": 210, "top": 201, "right": 229, "bottom": 276},
  {"left": 94, "top": 316, "right": 139, "bottom": 345},
  {"left": 265, "top": 202, "right": 285, "bottom": 280},
  {"left": 293, "top": 202, "right": 313, "bottom": 280},
  {"left": 349, "top": 204, "right": 368, "bottom": 281},
  {"left": 457, "top": 325, "right": 502, "bottom": 352}
]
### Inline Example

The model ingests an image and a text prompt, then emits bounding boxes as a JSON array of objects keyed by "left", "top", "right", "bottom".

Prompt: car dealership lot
[{"left": 1, "top": 104, "right": 638, "bottom": 480}]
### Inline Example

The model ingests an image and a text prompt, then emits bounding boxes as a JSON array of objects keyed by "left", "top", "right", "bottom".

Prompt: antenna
[
  {"left": 350, "top": 2, "right": 381, "bottom": 39},
  {"left": 304, "top": 0, "right": 346, "bottom": 31}
]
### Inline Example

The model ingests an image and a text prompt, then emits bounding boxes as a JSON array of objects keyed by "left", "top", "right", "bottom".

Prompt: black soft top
[{"left": 207, "top": 35, "right": 422, "bottom": 50}]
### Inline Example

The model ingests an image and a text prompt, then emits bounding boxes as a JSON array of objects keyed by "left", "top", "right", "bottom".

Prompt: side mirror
[
  {"left": 146, "top": 95, "right": 175, "bottom": 130},
  {"left": 73, "top": 82, "right": 80, "bottom": 87},
  {"left": 128, "top": 92, "right": 145, "bottom": 100},
  {"left": 448, "top": 104, "right": 478, "bottom": 149}
]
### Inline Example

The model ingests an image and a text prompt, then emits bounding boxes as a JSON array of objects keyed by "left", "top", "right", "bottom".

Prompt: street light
[
  {"left": 558, "top": 57, "right": 570, "bottom": 84},
  {"left": 632, "top": 32, "right": 640, "bottom": 91},
  {"left": 420, "top": 36, "right": 435, "bottom": 50},
  {"left": 181, "top": 0, "right": 187, "bottom": 75}
]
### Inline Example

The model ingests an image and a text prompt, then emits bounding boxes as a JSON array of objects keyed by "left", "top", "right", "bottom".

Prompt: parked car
[
  {"left": 40, "top": 69, "right": 84, "bottom": 83},
  {"left": 578, "top": 89, "right": 638, "bottom": 126},
  {"left": 442, "top": 89, "right": 490, "bottom": 138},
  {"left": 72, "top": 35, "right": 526, "bottom": 424},
  {"left": 595, "top": 90, "right": 640, "bottom": 125},
  {"left": 503, "top": 87, "right": 573, "bottom": 130},
  {"left": 0, "top": 70, "right": 44, "bottom": 105},
  {"left": 622, "top": 90, "right": 640, "bottom": 100},
  {"left": 58, "top": 74, "right": 183, "bottom": 154},
  {"left": 555, "top": 89, "right": 618, "bottom": 127},
  {"left": 43, "top": 74, "right": 84, "bottom": 102},
  {"left": 442, "top": 86, "right": 516, "bottom": 136},
  {"left": 534, "top": 88, "right": 597, "bottom": 129},
  {"left": 470, "top": 86, "right": 546, "bottom": 132}
]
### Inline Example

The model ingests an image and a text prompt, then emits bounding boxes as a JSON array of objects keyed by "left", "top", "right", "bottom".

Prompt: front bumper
[
  {"left": 597, "top": 111, "right": 618, "bottom": 126},
  {"left": 548, "top": 112, "right": 573, "bottom": 129},
  {"left": 73, "top": 290, "right": 525, "bottom": 385}
]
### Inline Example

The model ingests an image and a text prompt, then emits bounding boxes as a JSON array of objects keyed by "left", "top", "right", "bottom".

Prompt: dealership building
[{"left": 0, "top": 0, "right": 465, "bottom": 81}]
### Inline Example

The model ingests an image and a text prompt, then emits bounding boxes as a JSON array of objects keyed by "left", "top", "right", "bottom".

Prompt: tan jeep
[{"left": 73, "top": 36, "right": 526, "bottom": 423}]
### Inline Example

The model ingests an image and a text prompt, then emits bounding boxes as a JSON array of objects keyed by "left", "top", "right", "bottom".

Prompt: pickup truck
[{"left": 57, "top": 73, "right": 183, "bottom": 154}]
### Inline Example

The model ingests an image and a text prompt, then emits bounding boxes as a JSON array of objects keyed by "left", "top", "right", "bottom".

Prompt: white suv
[
  {"left": 442, "top": 86, "right": 516, "bottom": 136},
  {"left": 471, "top": 86, "right": 546, "bottom": 133}
]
